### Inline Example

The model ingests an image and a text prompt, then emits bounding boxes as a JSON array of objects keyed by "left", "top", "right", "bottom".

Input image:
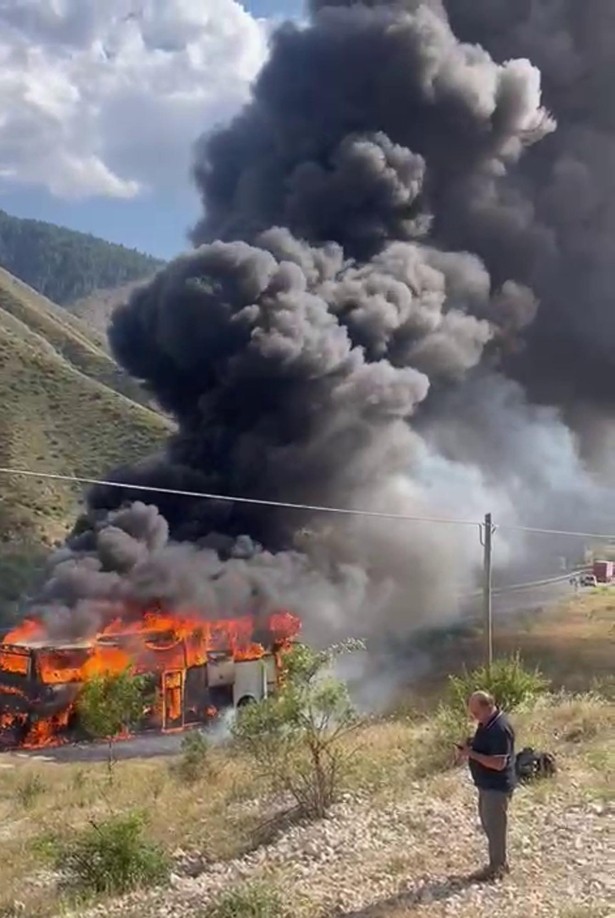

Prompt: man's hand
[{"left": 454, "top": 741, "right": 470, "bottom": 764}]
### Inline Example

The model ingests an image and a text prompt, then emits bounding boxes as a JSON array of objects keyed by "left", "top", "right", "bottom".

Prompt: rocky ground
[{"left": 76, "top": 761, "right": 614, "bottom": 918}]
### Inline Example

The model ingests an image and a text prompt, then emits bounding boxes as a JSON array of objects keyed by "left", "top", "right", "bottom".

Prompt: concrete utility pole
[{"left": 481, "top": 512, "right": 494, "bottom": 671}]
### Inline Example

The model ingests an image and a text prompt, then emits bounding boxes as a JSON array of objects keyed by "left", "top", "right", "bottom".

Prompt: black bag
[{"left": 515, "top": 746, "right": 557, "bottom": 783}]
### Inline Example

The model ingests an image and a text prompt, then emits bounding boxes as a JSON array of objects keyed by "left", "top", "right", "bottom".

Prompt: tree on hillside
[{"left": 0, "top": 209, "right": 162, "bottom": 306}]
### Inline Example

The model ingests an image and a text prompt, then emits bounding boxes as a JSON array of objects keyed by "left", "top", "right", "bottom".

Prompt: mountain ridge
[{"left": 0, "top": 207, "right": 162, "bottom": 307}]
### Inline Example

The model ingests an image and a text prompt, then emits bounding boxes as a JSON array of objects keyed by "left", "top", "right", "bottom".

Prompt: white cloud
[{"left": 0, "top": 0, "right": 267, "bottom": 199}]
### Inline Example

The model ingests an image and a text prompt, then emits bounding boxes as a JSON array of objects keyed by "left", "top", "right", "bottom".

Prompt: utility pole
[{"left": 481, "top": 512, "right": 494, "bottom": 671}]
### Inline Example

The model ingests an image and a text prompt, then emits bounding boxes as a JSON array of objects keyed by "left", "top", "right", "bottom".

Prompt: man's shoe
[{"left": 469, "top": 864, "right": 509, "bottom": 883}]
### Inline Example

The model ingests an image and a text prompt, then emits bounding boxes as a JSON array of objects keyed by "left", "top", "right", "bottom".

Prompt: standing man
[{"left": 457, "top": 690, "right": 516, "bottom": 881}]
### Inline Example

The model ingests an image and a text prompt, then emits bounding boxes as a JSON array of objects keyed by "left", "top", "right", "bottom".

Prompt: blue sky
[
  {"left": 0, "top": 0, "right": 305, "bottom": 259},
  {"left": 249, "top": 0, "right": 303, "bottom": 16}
]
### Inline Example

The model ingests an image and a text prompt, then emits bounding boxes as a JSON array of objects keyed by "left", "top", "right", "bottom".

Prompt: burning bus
[{"left": 0, "top": 607, "right": 301, "bottom": 749}]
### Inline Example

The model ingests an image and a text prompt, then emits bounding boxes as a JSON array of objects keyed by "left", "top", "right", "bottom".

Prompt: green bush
[
  {"left": 202, "top": 880, "right": 290, "bottom": 918},
  {"left": 172, "top": 730, "right": 213, "bottom": 784},
  {"left": 591, "top": 675, "right": 615, "bottom": 701},
  {"left": 232, "top": 641, "right": 363, "bottom": 819},
  {"left": 412, "top": 704, "right": 468, "bottom": 777},
  {"left": 447, "top": 653, "right": 549, "bottom": 715},
  {"left": 76, "top": 668, "right": 152, "bottom": 776},
  {"left": 55, "top": 811, "right": 169, "bottom": 896},
  {"left": 15, "top": 773, "right": 46, "bottom": 809}
]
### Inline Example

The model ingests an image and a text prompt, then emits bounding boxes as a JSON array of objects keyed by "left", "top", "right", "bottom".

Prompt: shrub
[
  {"left": 202, "top": 880, "right": 290, "bottom": 918},
  {"left": 232, "top": 641, "right": 363, "bottom": 818},
  {"left": 15, "top": 773, "right": 46, "bottom": 809},
  {"left": 447, "top": 653, "right": 549, "bottom": 715},
  {"left": 591, "top": 675, "right": 615, "bottom": 701},
  {"left": 172, "top": 730, "right": 213, "bottom": 784},
  {"left": 55, "top": 811, "right": 169, "bottom": 896},
  {"left": 76, "top": 669, "right": 151, "bottom": 776},
  {"left": 411, "top": 703, "right": 469, "bottom": 777}
]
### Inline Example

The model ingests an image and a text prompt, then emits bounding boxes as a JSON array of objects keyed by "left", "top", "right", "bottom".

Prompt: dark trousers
[{"left": 478, "top": 789, "right": 511, "bottom": 868}]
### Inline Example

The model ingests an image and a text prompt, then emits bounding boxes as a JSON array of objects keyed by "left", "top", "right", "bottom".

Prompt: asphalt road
[
  {"left": 10, "top": 730, "right": 192, "bottom": 765},
  {"left": 476, "top": 577, "right": 579, "bottom": 620},
  {"left": 4, "top": 711, "right": 236, "bottom": 766}
]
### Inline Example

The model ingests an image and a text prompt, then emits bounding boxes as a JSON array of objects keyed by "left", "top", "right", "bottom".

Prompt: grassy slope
[
  {"left": 68, "top": 279, "right": 147, "bottom": 337},
  {"left": 405, "top": 590, "right": 615, "bottom": 706},
  {"left": 0, "top": 267, "right": 170, "bottom": 616}
]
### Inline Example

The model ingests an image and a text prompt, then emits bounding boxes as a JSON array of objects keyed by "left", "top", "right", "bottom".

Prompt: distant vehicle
[
  {"left": 580, "top": 573, "right": 598, "bottom": 588},
  {"left": 592, "top": 560, "right": 614, "bottom": 583}
]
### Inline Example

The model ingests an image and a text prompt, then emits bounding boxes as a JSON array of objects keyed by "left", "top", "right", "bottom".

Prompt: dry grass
[
  {"left": 0, "top": 750, "right": 261, "bottom": 915},
  {"left": 402, "top": 592, "right": 615, "bottom": 707},
  {"left": 0, "top": 689, "right": 612, "bottom": 916}
]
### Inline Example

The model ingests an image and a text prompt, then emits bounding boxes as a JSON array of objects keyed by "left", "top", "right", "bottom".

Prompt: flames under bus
[{"left": 0, "top": 609, "right": 301, "bottom": 749}]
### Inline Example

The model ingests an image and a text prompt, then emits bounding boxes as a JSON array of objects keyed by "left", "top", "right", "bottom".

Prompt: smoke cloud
[
  {"left": 443, "top": 0, "right": 615, "bottom": 432},
  {"left": 24, "top": 0, "right": 615, "bottom": 658}
]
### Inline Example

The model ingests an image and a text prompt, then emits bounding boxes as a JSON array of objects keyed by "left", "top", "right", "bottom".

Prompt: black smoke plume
[{"left": 24, "top": 0, "right": 614, "bottom": 652}]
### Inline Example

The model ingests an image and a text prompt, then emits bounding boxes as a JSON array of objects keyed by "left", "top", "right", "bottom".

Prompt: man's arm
[
  {"left": 467, "top": 749, "right": 508, "bottom": 771},
  {"left": 464, "top": 722, "right": 514, "bottom": 771}
]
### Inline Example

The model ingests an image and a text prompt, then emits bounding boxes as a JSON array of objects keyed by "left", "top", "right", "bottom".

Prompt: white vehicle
[
  {"left": 579, "top": 573, "right": 598, "bottom": 588},
  {"left": 233, "top": 655, "right": 278, "bottom": 708}
]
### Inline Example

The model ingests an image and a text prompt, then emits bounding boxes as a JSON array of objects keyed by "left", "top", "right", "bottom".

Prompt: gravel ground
[{"left": 75, "top": 765, "right": 614, "bottom": 918}]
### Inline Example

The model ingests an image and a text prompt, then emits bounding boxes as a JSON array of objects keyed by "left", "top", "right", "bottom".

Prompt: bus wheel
[{"left": 236, "top": 695, "right": 257, "bottom": 708}]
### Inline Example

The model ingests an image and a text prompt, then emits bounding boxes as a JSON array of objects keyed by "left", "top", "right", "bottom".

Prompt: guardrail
[{"left": 458, "top": 567, "right": 592, "bottom": 602}]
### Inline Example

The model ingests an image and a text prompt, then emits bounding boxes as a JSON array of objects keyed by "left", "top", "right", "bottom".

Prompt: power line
[
  {"left": 0, "top": 466, "right": 479, "bottom": 527},
  {"left": 0, "top": 465, "right": 613, "bottom": 541},
  {"left": 501, "top": 522, "right": 615, "bottom": 539}
]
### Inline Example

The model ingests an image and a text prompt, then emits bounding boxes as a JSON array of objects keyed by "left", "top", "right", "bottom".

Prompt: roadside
[
  {"left": 76, "top": 695, "right": 615, "bottom": 918},
  {"left": 0, "top": 593, "right": 612, "bottom": 918}
]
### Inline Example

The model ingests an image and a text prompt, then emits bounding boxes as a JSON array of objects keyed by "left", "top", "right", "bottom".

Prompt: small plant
[
  {"left": 202, "top": 879, "right": 290, "bottom": 918},
  {"left": 232, "top": 641, "right": 363, "bottom": 819},
  {"left": 30, "top": 831, "right": 60, "bottom": 865},
  {"left": 55, "top": 811, "right": 169, "bottom": 896},
  {"left": 0, "top": 906, "right": 28, "bottom": 917},
  {"left": 15, "top": 773, "right": 45, "bottom": 809},
  {"left": 172, "top": 730, "right": 212, "bottom": 784},
  {"left": 591, "top": 675, "right": 615, "bottom": 701},
  {"left": 76, "top": 668, "right": 151, "bottom": 777},
  {"left": 447, "top": 653, "right": 549, "bottom": 715},
  {"left": 149, "top": 773, "right": 167, "bottom": 801},
  {"left": 71, "top": 768, "right": 87, "bottom": 792},
  {"left": 411, "top": 703, "right": 468, "bottom": 777}
]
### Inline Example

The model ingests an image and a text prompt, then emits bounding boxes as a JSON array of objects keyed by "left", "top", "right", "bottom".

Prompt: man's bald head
[{"left": 468, "top": 690, "right": 497, "bottom": 724}]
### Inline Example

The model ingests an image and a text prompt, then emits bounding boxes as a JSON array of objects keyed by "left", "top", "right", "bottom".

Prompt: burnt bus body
[
  {"left": 0, "top": 629, "right": 285, "bottom": 749},
  {"left": 0, "top": 642, "right": 84, "bottom": 747}
]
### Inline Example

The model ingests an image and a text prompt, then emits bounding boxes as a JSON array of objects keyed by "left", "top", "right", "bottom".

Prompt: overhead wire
[
  {"left": 0, "top": 465, "right": 613, "bottom": 541},
  {"left": 0, "top": 466, "right": 484, "bottom": 528}
]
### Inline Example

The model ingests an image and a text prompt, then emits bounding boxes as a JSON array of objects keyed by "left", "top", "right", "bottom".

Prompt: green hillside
[
  {"left": 0, "top": 208, "right": 161, "bottom": 306},
  {"left": 69, "top": 279, "right": 144, "bottom": 336},
  {"left": 0, "top": 268, "right": 171, "bottom": 623}
]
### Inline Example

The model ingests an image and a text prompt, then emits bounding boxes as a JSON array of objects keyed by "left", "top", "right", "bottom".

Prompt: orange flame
[
  {"left": 4, "top": 619, "right": 43, "bottom": 644},
  {"left": 0, "top": 607, "right": 301, "bottom": 748}
]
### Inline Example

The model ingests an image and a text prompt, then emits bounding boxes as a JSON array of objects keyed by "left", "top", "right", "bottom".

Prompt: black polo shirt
[{"left": 469, "top": 708, "right": 516, "bottom": 792}]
